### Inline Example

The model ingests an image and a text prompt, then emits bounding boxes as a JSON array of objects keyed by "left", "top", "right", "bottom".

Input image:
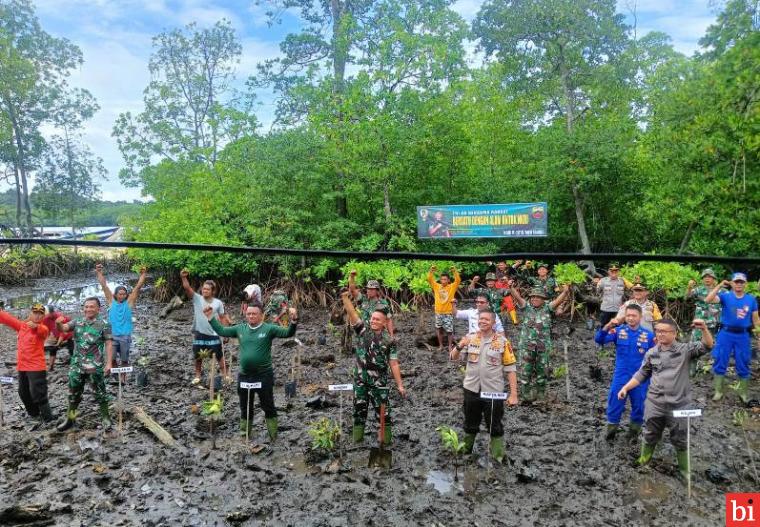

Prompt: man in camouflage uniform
[
  {"left": 341, "top": 291, "right": 406, "bottom": 443},
  {"left": 56, "top": 297, "right": 113, "bottom": 431},
  {"left": 265, "top": 290, "right": 290, "bottom": 326},
  {"left": 348, "top": 269, "right": 395, "bottom": 337},
  {"left": 528, "top": 262, "right": 558, "bottom": 300},
  {"left": 510, "top": 284, "right": 570, "bottom": 401},
  {"left": 685, "top": 268, "right": 721, "bottom": 376}
]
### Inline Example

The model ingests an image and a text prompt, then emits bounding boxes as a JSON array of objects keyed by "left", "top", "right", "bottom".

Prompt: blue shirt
[
  {"left": 719, "top": 291, "right": 758, "bottom": 329},
  {"left": 109, "top": 300, "right": 133, "bottom": 336},
  {"left": 595, "top": 325, "right": 656, "bottom": 377}
]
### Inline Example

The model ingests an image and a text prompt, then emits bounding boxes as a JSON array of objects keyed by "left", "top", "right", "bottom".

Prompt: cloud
[{"left": 451, "top": 0, "right": 482, "bottom": 21}]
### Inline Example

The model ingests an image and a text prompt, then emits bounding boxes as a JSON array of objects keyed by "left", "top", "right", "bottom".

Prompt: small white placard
[
  {"left": 0, "top": 376, "right": 14, "bottom": 384},
  {"left": 480, "top": 391, "right": 507, "bottom": 400},
  {"left": 240, "top": 382, "right": 262, "bottom": 390},
  {"left": 329, "top": 384, "right": 354, "bottom": 391},
  {"left": 673, "top": 409, "right": 702, "bottom": 418},
  {"left": 111, "top": 367, "right": 134, "bottom": 374}
]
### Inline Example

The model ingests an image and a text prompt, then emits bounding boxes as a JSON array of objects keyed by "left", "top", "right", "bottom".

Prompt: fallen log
[
  {"left": 159, "top": 295, "right": 183, "bottom": 319},
  {"left": 131, "top": 406, "right": 177, "bottom": 447}
]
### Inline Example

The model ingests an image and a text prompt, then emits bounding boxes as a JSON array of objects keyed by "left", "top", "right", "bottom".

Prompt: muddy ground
[{"left": 0, "top": 274, "right": 757, "bottom": 526}]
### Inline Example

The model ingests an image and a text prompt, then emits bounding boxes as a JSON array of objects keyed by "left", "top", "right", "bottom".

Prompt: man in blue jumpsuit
[
  {"left": 706, "top": 272, "right": 760, "bottom": 403},
  {"left": 595, "top": 303, "right": 655, "bottom": 440}
]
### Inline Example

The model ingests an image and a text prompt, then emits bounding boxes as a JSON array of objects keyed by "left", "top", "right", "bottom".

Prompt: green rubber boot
[
  {"left": 383, "top": 424, "right": 392, "bottom": 446},
  {"left": 738, "top": 378, "right": 750, "bottom": 404},
  {"left": 56, "top": 408, "right": 77, "bottom": 432},
  {"left": 265, "top": 417, "right": 278, "bottom": 442},
  {"left": 99, "top": 402, "right": 112, "bottom": 430},
  {"left": 626, "top": 423, "right": 642, "bottom": 440},
  {"left": 239, "top": 419, "right": 251, "bottom": 437},
  {"left": 352, "top": 425, "right": 365, "bottom": 443},
  {"left": 676, "top": 449, "right": 689, "bottom": 480},
  {"left": 463, "top": 433, "right": 476, "bottom": 454},
  {"left": 489, "top": 436, "right": 504, "bottom": 463},
  {"left": 637, "top": 443, "right": 656, "bottom": 466},
  {"left": 605, "top": 424, "right": 619, "bottom": 441},
  {"left": 712, "top": 375, "right": 725, "bottom": 401}
]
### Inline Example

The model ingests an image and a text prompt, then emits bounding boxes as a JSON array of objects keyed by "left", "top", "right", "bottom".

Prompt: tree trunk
[
  {"left": 6, "top": 102, "right": 33, "bottom": 234},
  {"left": 331, "top": 0, "right": 349, "bottom": 218},
  {"left": 383, "top": 182, "right": 392, "bottom": 221},
  {"left": 678, "top": 220, "right": 696, "bottom": 254}
]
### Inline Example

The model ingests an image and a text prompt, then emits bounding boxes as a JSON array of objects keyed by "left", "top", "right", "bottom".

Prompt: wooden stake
[{"left": 132, "top": 406, "right": 177, "bottom": 447}]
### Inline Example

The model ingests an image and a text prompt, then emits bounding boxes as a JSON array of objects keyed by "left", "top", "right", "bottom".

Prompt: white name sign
[
  {"left": 111, "top": 367, "right": 134, "bottom": 374},
  {"left": 0, "top": 376, "right": 14, "bottom": 384},
  {"left": 240, "top": 382, "right": 262, "bottom": 390},
  {"left": 480, "top": 392, "right": 507, "bottom": 400},
  {"left": 673, "top": 409, "right": 702, "bottom": 418},
  {"left": 329, "top": 384, "right": 354, "bottom": 391}
]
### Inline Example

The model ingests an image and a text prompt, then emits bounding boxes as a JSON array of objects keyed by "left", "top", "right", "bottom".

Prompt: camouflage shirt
[
  {"left": 518, "top": 303, "right": 554, "bottom": 350},
  {"left": 528, "top": 277, "right": 558, "bottom": 299},
  {"left": 69, "top": 317, "right": 112, "bottom": 374},
  {"left": 470, "top": 287, "right": 508, "bottom": 314},
  {"left": 357, "top": 293, "right": 391, "bottom": 322},
  {"left": 688, "top": 285, "right": 720, "bottom": 328},
  {"left": 352, "top": 321, "right": 398, "bottom": 386}
]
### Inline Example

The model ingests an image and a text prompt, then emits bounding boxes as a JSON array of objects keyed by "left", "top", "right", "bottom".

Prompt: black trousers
[
  {"left": 463, "top": 388, "right": 504, "bottom": 437},
  {"left": 18, "top": 370, "right": 49, "bottom": 417},
  {"left": 599, "top": 311, "right": 617, "bottom": 329},
  {"left": 238, "top": 369, "right": 276, "bottom": 419}
]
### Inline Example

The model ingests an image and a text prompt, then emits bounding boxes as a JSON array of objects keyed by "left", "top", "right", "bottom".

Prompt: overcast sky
[{"left": 19, "top": 0, "right": 721, "bottom": 202}]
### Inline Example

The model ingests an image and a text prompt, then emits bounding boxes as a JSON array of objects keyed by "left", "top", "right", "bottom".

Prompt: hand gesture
[
  {"left": 340, "top": 290, "right": 351, "bottom": 300},
  {"left": 139, "top": 266, "right": 148, "bottom": 276},
  {"left": 180, "top": 269, "right": 189, "bottom": 278},
  {"left": 430, "top": 265, "right": 438, "bottom": 273},
  {"left": 105, "top": 364, "right": 111, "bottom": 376},
  {"left": 449, "top": 266, "right": 457, "bottom": 274},
  {"left": 203, "top": 305, "right": 214, "bottom": 319},
  {"left": 349, "top": 269, "right": 357, "bottom": 277},
  {"left": 507, "top": 393, "right": 518, "bottom": 406},
  {"left": 617, "top": 387, "right": 627, "bottom": 400},
  {"left": 472, "top": 275, "right": 480, "bottom": 283},
  {"left": 398, "top": 385, "right": 407, "bottom": 398},
  {"left": 95, "top": 263, "right": 104, "bottom": 274},
  {"left": 691, "top": 319, "right": 706, "bottom": 330},
  {"left": 514, "top": 260, "right": 523, "bottom": 266},
  {"left": 562, "top": 284, "right": 570, "bottom": 292},
  {"left": 26, "top": 321, "right": 37, "bottom": 329},
  {"left": 687, "top": 279, "right": 696, "bottom": 288},
  {"left": 288, "top": 307, "right": 298, "bottom": 319},
  {"left": 721, "top": 279, "right": 731, "bottom": 287},
  {"left": 55, "top": 316, "right": 66, "bottom": 324}
]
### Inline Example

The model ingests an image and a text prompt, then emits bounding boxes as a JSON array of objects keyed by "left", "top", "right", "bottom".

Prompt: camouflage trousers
[
  {"left": 519, "top": 340, "right": 551, "bottom": 390},
  {"left": 68, "top": 368, "right": 109, "bottom": 409},
  {"left": 353, "top": 380, "right": 391, "bottom": 426}
]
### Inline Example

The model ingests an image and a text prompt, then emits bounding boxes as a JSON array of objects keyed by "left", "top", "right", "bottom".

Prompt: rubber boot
[
  {"left": 605, "top": 424, "right": 619, "bottom": 441},
  {"left": 676, "top": 449, "right": 689, "bottom": 480},
  {"left": 489, "top": 436, "right": 504, "bottom": 463},
  {"left": 383, "top": 424, "right": 392, "bottom": 446},
  {"left": 738, "top": 378, "right": 750, "bottom": 404},
  {"left": 265, "top": 417, "right": 278, "bottom": 442},
  {"left": 56, "top": 408, "right": 77, "bottom": 432},
  {"left": 626, "top": 423, "right": 642, "bottom": 440},
  {"left": 637, "top": 443, "right": 656, "bottom": 466},
  {"left": 38, "top": 402, "right": 54, "bottom": 423},
  {"left": 100, "top": 402, "right": 113, "bottom": 430},
  {"left": 352, "top": 425, "right": 365, "bottom": 443},
  {"left": 239, "top": 419, "right": 251, "bottom": 437},
  {"left": 712, "top": 375, "right": 725, "bottom": 401},
  {"left": 463, "top": 433, "right": 476, "bottom": 454}
]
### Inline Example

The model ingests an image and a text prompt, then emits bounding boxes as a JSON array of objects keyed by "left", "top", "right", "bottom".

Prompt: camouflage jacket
[
  {"left": 352, "top": 321, "right": 397, "bottom": 385},
  {"left": 69, "top": 317, "right": 112, "bottom": 374}
]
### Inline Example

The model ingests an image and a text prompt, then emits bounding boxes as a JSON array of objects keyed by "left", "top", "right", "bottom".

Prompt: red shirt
[
  {"left": 43, "top": 313, "right": 73, "bottom": 340},
  {"left": 0, "top": 311, "right": 49, "bottom": 371}
]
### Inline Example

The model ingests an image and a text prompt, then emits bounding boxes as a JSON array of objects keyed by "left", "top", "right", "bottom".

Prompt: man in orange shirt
[
  {"left": 427, "top": 265, "right": 461, "bottom": 350},
  {"left": 0, "top": 303, "right": 54, "bottom": 423}
]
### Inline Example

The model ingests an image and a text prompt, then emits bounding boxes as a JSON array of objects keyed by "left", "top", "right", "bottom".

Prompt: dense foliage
[{"left": 0, "top": 0, "right": 758, "bottom": 277}]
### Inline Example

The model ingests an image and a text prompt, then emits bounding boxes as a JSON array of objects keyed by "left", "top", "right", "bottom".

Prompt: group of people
[{"left": 1, "top": 260, "right": 758, "bottom": 480}]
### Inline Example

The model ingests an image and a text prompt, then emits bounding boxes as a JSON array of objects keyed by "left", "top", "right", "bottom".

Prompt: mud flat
[{"left": 0, "top": 276, "right": 755, "bottom": 526}]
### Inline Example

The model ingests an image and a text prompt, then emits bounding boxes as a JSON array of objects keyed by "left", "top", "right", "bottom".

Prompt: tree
[
  {"left": 113, "top": 20, "right": 257, "bottom": 189},
  {"left": 473, "top": 0, "right": 631, "bottom": 254},
  {"left": 0, "top": 0, "right": 85, "bottom": 233}
]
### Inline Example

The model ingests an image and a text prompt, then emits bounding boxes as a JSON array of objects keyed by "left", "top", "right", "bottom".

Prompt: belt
[
  {"left": 721, "top": 325, "right": 750, "bottom": 334},
  {"left": 193, "top": 338, "right": 221, "bottom": 346}
]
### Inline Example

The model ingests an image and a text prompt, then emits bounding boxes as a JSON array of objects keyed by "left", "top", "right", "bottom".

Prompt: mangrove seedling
[
  {"left": 308, "top": 417, "right": 341, "bottom": 453},
  {"left": 436, "top": 426, "right": 467, "bottom": 481},
  {"left": 733, "top": 409, "right": 759, "bottom": 483},
  {"left": 553, "top": 364, "right": 569, "bottom": 379}
]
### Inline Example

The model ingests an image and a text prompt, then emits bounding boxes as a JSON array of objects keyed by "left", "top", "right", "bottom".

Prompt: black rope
[{"left": 1, "top": 238, "right": 759, "bottom": 267}]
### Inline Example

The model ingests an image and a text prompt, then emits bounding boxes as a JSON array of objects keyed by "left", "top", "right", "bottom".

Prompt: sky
[{"left": 22, "top": 0, "right": 722, "bottom": 202}]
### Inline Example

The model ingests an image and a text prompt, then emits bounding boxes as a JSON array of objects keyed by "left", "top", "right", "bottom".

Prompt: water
[
  {"left": 1, "top": 279, "right": 137, "bottom": 311},
  {"left": 425, "top": 467, "right": 479, "bottom": 495}
]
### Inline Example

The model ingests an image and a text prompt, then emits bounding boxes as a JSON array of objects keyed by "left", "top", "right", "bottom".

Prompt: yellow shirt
[{"left": 427, "top": 270, "right": 461, "bottom": 314}]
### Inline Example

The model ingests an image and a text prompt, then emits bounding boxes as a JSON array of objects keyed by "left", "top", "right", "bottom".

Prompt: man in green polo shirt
[{"left": 203, "top": 302, "right": 298, "bottom": 441}]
